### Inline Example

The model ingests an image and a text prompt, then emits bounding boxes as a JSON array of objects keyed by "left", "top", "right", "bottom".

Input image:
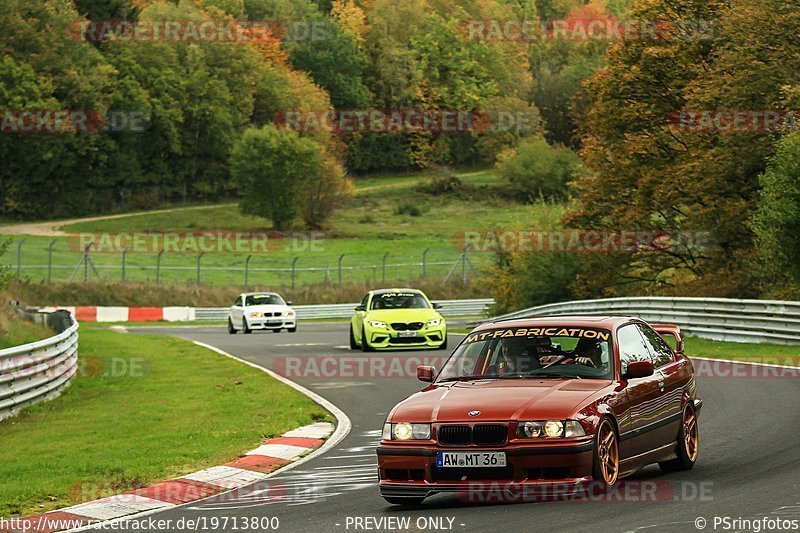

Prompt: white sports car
[{"left": 228, "top": 292, "right": 296, "bottom": 334}]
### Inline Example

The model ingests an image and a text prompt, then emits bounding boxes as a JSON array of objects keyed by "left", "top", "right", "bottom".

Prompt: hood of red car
[{"left": 390, "top": 379, "right": 613, "bottom": 422}]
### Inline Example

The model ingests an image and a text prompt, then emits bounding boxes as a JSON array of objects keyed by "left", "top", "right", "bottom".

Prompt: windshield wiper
[
  {"left": 526, "top": 372, "right": 581, "bottom": 380},
  {"left": 438, "top": 375, "right": 497, "bottom": 382}
]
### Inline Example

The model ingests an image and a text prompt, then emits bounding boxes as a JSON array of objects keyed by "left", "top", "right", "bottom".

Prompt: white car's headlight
[
  {"left": 518, "top": 420, "right": 585, "bottom": 439},
  {"left": 284, "top": 310, "right": 295, "bottom": 316},
  {"left": 382, "top": 422, "right": 431, "bottom": 440},
  {"left": 369, "top": 320, "right": 388, "bottom": 329},
  {"left": 426, "top": 317, "right": 442, "bottom": 327},
  {"left": 249, "top": 312, "right": 262, "bottom": 318}
]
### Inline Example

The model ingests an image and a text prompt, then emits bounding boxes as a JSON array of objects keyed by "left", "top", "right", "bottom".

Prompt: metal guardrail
[
  {"left": 0, "top": 308, "right": 79, "bottom": 421},
  {"left": 195, "top": 298, "right": 496, "bottom": 321},
  {"left": 483, "top": 297, "right": 800, "bottom": 345}
]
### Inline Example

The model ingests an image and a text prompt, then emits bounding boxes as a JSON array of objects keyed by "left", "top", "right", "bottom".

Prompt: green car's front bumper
[{"left": 365, "top": 323, "right": 447, "bottom": 349}]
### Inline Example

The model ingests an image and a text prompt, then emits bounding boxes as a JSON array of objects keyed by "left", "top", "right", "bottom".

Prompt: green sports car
[{"left": 349, "top": 289, "right": 448, "bottom": 351}]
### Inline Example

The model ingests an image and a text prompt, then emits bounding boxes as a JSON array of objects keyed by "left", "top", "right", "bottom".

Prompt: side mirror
[
  {"left": 355, "top": 305, "right": 366, "bottom": 312},
  {"left": 417, "top": 365, "right": 435, "bottom": 383},
  {"left": 286, "top": 301, "right": 293, "bottom": 305},
  {"left": 625, "top": 360, "right": 655, "bottom": 379},
  {"left": 432, "top": 303, "right": 443, "bottom": 309}
]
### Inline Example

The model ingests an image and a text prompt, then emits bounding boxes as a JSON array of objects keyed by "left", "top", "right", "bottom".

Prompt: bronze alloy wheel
[
  {"left": 683, "top": 405, "right": 700, "bottom": 462},
  {"left": 596, "top": 419, "right": 619, "bottom": 485}
]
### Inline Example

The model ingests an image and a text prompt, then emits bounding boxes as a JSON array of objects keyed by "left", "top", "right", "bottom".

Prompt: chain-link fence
[{"left": 7, "top": 238, "right": 483, "bottom": 289}]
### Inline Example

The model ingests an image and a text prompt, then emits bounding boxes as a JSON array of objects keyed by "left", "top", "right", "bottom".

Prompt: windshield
[
  {"left": 370, "top": 292, "right": 429, "bottom": 310},
  {"left": 437, "top": 326, "right": 614, "bottom": 381},
  {"left": 245, "top": 294, "right": 285, "bottom": 306}
]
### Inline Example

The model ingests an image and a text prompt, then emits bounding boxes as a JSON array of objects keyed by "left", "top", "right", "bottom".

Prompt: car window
[
  {"left": 617, "top": 324, "right": 653, "bottom": 374},
  {"left": 245, "top": 294, "right": 285, "bottom": 306},
  {"left": 370, "top": 292, "right": 429, "bottom": 310},
  {"left": 637, "top": 324, "right": 674, "bottom": 368},
  {"left": 360, "top": 293, "right": 370, "bottom": 309},
  {"left": 233, "top": 297, "right": 242, "bottom": 306}
]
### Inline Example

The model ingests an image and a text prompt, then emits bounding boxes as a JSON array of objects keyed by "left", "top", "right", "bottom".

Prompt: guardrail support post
[
  {"left": 16, "top": 238, "right": 26, "bottom": 277},
  {"left": 196, "top": 252, "right": 205, "bottom": 286},
  {"left": 47, "top": 239, "right": 56, "bottom": 283},
  {"left": 338, "top": 254, "right": 345, "bottom": 288},
  {"left": 422, "top": 248, "right": 430, "bottom": 278},
  {"left": 291, "top": 256, "right": 299, "bottom": 291},
  {"left": 245, "top": 255, "right": 252, "bottom": 291},
  {"left": 382, "top": 252, "right": 388, "bottom": 284}
]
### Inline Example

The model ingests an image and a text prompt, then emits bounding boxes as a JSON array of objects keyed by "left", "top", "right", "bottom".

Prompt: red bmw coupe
[{"left": 377, "top": 316, "right": 701, "bottom": 505}]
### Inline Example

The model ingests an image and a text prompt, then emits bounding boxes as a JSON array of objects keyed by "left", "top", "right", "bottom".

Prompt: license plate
[
  {"left": 266, "top": 320, "right": 282, "bottom": 325},
  {"left": 436, "top": 451, "right": 506, "bottom": 468},
  {"left": 397, "top": 331, "right": 419, "bottom": 337}
]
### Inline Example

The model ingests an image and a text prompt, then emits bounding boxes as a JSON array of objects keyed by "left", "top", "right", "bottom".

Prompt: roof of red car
[{"left": 474, "top": 315, "right": 639, "bottom": 332}]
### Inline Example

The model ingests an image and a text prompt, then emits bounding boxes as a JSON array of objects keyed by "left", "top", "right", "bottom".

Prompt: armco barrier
[
  {"left": 0, "top": 308, "right": 79, "bottom": 421},
  {"left": 483, "top": 297, "right": 800, "bottom": 345},
  {"left": 195, "top": 298, "right": 496, "bottom": 322}
]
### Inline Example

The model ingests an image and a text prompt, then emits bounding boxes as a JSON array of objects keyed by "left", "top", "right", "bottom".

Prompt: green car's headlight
[
  {"left": 517, "top": 420, "right": 586, "bottom": 438},
  {"left": 382, "top": 422, "right": 431, "bottom": 440},
  {"left": 426, "top": 318, "right": 442, "bottom": 327},
  {"left": 369, "top": 320, "right": 388, "bottom": 329}
]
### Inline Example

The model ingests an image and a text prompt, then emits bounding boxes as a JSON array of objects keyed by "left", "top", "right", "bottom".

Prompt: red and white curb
[
  {"left": 42, "top": 307, "right": 194, "bottom": 323},
  {"left": 2, "top": 342, "right": 351, "bottom": 533}
]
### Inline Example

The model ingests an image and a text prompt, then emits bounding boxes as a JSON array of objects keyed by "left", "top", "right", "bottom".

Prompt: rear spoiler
[{"left": 651, "top": 324, "right": 684, "bottom": 353}]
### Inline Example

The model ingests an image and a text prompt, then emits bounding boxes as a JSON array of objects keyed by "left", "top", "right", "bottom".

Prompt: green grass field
[
  {"left": 0, "top": 328, "right": 329, "bottom": 517},
  {"left": 2, "top": 169, "right": 562, "bottom": 288},
  {"left": 683, "top": 336, "right": 800, "bottom": 365}
]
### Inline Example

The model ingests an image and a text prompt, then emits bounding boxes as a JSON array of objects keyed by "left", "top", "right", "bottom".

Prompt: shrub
[{"left": 496, "top": 136, "right": 581, "bottom": 202}]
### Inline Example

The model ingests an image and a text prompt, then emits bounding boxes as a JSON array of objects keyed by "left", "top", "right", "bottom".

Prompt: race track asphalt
[{"left": 115, "top": 322, "right": 800, "bottom": 533}]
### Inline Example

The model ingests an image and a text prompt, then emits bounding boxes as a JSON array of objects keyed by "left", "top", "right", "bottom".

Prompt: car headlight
[
  {"left": 249, "top": 312, "right": 262, "bottom": 318},
  {"left": 517, "top": 420, "right": 585, "bottom": 439},
  {"left": 369, "top": 320, "right": 388, "bottom": 329},
  {"left": 426, "top": 317, "right": 442, "bottom": 327},
  {"left": 284, "top": 310, "right": 295, "bottom": 316},
  {"left": 382, "top": 422, "right": 431, "bottom": 440}
]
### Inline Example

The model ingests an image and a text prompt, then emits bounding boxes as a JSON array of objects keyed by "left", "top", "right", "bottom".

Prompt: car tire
[
  {"left": 228, "top": 319, "right": 237, "bottom": 334},
  {"left": 438, "top": 335, "right": 448, "bottom": 350},
  {"left": 349, "top": 326, "right": 359, "bottom": 350},
  {"left": 382, "top": 497, "right": 425, "bottom": 506},
  {"left": 243, "top": 319, "right": 252, "bottom": 334},
  {"left": 592, "top": 418, "right": 619, "bottom": 488},
  {"left": 659, "top": 402, "right": 699, "bottom": 473},
  {"left": 361, "top": 326, "right": 374, "bottom": 352},
  {"left": 288, "top": 327, "right": 297, "bottom": 333}
]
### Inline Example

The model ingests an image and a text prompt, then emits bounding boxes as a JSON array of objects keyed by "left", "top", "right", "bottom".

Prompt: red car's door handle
[{"left": 658, "top": 381, "right": 665, "bottom": 391}]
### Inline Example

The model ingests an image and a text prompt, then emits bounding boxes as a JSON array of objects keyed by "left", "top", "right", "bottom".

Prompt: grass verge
[
  {"left": 0, "top": 328, "right": 329, "bottom": 517},
  {"left": 683, "top": 336, "right": 800, "bottom": 365}
]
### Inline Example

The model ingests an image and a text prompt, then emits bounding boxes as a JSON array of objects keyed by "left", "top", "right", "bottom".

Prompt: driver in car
[{"left": 573, "top": 338, "right": 605, "bottom": 369}]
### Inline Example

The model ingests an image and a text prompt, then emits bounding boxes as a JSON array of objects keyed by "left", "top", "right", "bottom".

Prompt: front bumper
[
  {"left": 246, "top": 318, "right": 295, "bottom": 330},
  {"left": 366, "top": 325, "right": 446, "bottom": 349},
  {"left": 377, "top": 438, "right": 594, "bottom": 500}
]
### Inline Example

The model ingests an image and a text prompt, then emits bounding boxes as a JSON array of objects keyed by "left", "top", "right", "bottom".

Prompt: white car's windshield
[
  {"left": 438, "top": 326, "right": 614, "bottom": 381},
  {"left": 245, "top": 294, "right": 285, "bottom": 306}
]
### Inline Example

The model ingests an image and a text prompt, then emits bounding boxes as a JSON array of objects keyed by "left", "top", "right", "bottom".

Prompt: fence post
[
  {"left": 338, "top": 254, "right": 345, "bottom": 288},
  {"left": 196, "top": 252, "right": 205, "bottom": 286},
  {"left": 245, "top": 255, "right": 252, "bottom": 291},
  {"left": 121, "top": 246, "right": 129, "bottom": 282},
  {"left": 156, "top": 249, "right": 164, "bottom": 284},
  {"left": 462, "top": 245, "right": 468, "bottom": 285},
  {"left": 83, "top": 243, "right": 93, "bottom": 287},
  {"left": 291, "top": 256, "right": 299, "bottom": 291},
  {"left": 422, "top": 248, "right": 430, "bottom": 278},
  {"left": 47, "top": 239, "right": 56, "bottom": 283},
  {"left": 16, "top": 238, "right": 26, "bottom": 277},
  {"left": 381, "top": 252, "right": 388, "bottom": 284}
]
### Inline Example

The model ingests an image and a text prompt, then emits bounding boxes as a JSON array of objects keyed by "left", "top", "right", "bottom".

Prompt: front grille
[
  {"left": 438, "top": 424, "right": 508, "bottom": 445},
  {"left": 472, "top": 425, "right": 508, "bottom": 445},
  {"left": 391, "top": 322, "right": 424, "bottom": 331},
  {"left": 438, "top": 425, "right": 471, "bottom": 445},
  {"left": 431, "top": 465, "right": 515, "bottom": 482}
]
